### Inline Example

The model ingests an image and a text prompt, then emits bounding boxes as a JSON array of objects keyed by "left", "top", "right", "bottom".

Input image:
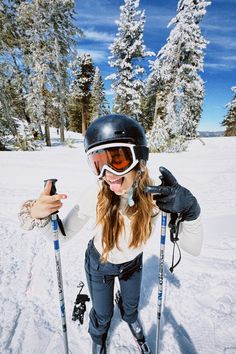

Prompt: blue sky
[{"left": 75, "top": 0, "right": 236, "bottom": 131}]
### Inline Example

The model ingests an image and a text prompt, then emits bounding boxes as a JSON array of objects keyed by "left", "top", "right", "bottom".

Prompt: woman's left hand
[{"left": 144, "top": 166, "right": 200, "bottom": 221}]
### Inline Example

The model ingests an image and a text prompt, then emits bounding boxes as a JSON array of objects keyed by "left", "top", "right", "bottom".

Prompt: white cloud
[
  {"left": 76, "top": 48, "right": 108, "bottom": 63},
  {"left": 105, "top": 89, "right": 114, "bottom": 96},
  {"left": 205, "top": 63, "right": 227, "bottom": 69},
  {"left": 84, "top": 29, "right": 114, "bottom": 43},
  {"left": 205, "top": 62, "right": 236, "bottom": 71},
  {"left": 76, "top": 13, "right": 116, "bottom": 27},
  {"left": 203, "top": 23, "right": 236, "bottom": 33},
  {"left": 222, "top": 55, "right": 236, "bottom": 62},
  {"left": 209, "top": 35, "right": 236, "bottom": 50}
]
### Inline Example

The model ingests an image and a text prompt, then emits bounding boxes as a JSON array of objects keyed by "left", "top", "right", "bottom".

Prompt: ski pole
[
  {"left": 44, "top": 179, "right": 69, "bottom": 354},
  {"left": 156, "top": 211, "right": 167, "bottom": 354}
]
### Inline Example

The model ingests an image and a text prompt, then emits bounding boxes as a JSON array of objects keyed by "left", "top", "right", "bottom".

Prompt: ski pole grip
[{"left": 44, "top": 178, "right": 58, "bottom": 196}]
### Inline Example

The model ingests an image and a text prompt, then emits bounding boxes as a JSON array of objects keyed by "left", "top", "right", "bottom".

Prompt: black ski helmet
[{"left": 84, "top": 114, "right": 149, "bottom": 162}]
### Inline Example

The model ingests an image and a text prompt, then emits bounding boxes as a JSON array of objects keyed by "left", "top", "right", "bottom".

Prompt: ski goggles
[{"left": 86, "top": 143, "right": 140, "bottom": 178}]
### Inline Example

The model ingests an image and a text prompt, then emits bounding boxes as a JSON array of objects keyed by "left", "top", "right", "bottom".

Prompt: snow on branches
[
  {"left": 107, "top": 0, "right": 153, "bottom": 119},
  {"left": 148, "top": 0, "right": 210, "bottom": 152}
]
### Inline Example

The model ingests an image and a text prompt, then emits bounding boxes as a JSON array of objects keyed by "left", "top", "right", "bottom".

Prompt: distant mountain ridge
[{"left": 198, "top": 131, "right": 224, "bottom": 137}]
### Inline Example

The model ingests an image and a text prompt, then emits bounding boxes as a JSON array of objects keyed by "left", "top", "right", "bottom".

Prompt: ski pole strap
[
  {"left": 57, "top": 215, "right": 67, "bottom": 236},
  {"left": 169, "top": 213, "right": 182, "bottom": 273}
]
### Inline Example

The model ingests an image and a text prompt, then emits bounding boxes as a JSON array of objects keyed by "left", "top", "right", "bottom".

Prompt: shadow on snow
[{"left": 109, "top": 255, "right": 197, "bottom": 353}]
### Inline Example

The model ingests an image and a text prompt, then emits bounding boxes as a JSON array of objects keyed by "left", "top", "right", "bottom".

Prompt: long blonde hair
[{"left": 96, "top": 165, "right": 157, "bottom": 261}]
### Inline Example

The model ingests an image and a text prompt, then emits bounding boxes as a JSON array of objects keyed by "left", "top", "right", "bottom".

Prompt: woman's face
[{"left": 103, "top": 169, "right": 137, "bottom": 195}]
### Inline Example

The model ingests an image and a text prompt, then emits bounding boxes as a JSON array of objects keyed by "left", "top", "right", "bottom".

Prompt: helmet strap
[{"left": 133, "top": 146, "right": 149, "bottom": 162}]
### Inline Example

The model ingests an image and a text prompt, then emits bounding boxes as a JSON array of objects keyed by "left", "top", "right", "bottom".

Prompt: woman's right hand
[{"left": 30, "top": 181, "right": 67, "bottom": 219}]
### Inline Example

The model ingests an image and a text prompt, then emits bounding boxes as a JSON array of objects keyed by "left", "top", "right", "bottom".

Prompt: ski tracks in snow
[
  {"left": 1, "top": 136, "right": 236, "bottom": 353},
  {"left": 133, "top": 211, "right": 236, "bottom": 354},
  {"left": 0, "top": 213, "right": 136, "bottom": 354},
  {"left": 159, "top": 217, "right": 236, "bottom": 354},
  {"left": 1, "top": 214, "right": 236, "bottom": 354},
  {"left": 0, "top": 217, "right": 59, "bottom": 353}
]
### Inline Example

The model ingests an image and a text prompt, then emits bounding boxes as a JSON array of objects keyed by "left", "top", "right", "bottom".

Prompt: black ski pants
[{"left": 84, "top": 238, "right": 143, "bottom": 345}]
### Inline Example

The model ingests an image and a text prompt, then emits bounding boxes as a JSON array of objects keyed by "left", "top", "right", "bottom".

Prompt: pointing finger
[
  {"left": 144, "top": 185, "right": 171, "bottom": 196},
  {"left": 51, "top": 194, "right": 67, "bottom": 201},
  {"left": 144, "top": 185, "right": 162, "bottom": 194}
]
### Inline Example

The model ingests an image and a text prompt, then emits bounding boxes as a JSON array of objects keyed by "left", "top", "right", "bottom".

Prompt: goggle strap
[{"left": 133, "top": 145, "right": 149, "bottom": 161}]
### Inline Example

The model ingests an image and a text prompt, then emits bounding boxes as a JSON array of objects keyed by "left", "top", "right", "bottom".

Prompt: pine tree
[
  {"left": 149, "top": 0, "right": 210, "bottom": 152},
  {"left": 107, "top": 0, "right": 152, "bottom": 118},
  {"left": 48, "top": 0, "right": 78, "bottom": 142},
  {"left": 68, "top": 96, "right": 82, "bottom": 133},
  {"left": 221, "top": 86, "right": 236, "bottom": 136},
  {"left": 0, "top": 0, "right": 80, "bottom": 149},
  {"left": 140, "top": 72, "right": 159, "bottom": 131},
  {"left": 0, "top": 0, "right": 33, "bottom": 149},
  {"left": 17, "top": 0, "right": 52, "bottom": 145},
  {"left": 91, "top": 66, "right": 110, "bottom": 120},
  {"left": 17, "top": 0, "right": 79, "bottom": 145},
  {"left": 70, "top": 53, "right": 95, "bottom": 135}
]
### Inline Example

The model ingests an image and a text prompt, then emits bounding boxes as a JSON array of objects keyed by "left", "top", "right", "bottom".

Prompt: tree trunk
[
  {"left": 60, "top": 119, "right": 65, "bottom": 142},
  {"left": 54, "top": 36, "right": 65, "bottom": 143},
  {"left": 37, "top": 123, "right": 44, "bottom": 140},
  {"left": 44, "top": 121, "right": 51, "bottom": 146},
  {"left": 0, "top": 140, "right": 8, "bottom": 151},
  {"left": 153, "top": 91, "right": 159, "bottom": 122},
  {"left": 0, "top": 92, "right": 22, "bottom": 148},
  {"left": 82, "top": 102, "right": 87, "bottom": 135}
]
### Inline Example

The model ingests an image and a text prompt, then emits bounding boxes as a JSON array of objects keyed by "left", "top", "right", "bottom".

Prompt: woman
[{"left": 19, "top": 114, "right": 203, "bottom": 354}]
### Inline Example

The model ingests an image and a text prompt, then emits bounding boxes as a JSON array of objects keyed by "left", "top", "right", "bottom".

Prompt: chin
[{"left": 113, "top": 189, "right": 126, "bottom": 196}]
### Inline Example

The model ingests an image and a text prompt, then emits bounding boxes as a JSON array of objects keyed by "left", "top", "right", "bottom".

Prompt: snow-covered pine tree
[
  {"left": 70, "top": 53, "right": 95, "bottom": 135},
  {"left": 48, "top": 0, "right": 79, "bottom": 142},
  {"left": 0, "top": 1, "right": 17, "bottom": 142},
  {"left": 0, "top": 0, "right": 35, "bottom": 150},
  {"left": 149, "top": 0, "right": 210, "bottom": 152},
  {"left": 140, "top": 70, "right": 159, "bottom": 131},
  {"left": 91, "top": 66, "right": 110, "bottom": 120},
  {"left": 67, "top": 95, "right": 82, "bottom": 133},
  {"left": 17, "top": 0, "right": 52, "bottom": 145},
  {"left": 107, "top": 0, "right": 152, "bottom": 119},
  {"left": 169, "top": 0, "right": 210, "bottom": 139},
  {"left": 0, "top": 74, "right": 20, "bottom": 149},
  {"left": 221, "top": 86, "right": 236, "bottom": 136},
  {"left": 147, "top": 59, "right": 176, "bottom": 152},
  {"left": 18, "top": 0, "right": 79, "bottom": 145}
]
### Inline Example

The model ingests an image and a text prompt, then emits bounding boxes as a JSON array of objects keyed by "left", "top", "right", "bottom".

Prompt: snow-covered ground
[{"left": 0, "top": 130, "right": 236, "bottom": 354}]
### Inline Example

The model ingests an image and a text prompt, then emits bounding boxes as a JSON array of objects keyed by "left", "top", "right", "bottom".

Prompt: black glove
[{"left": 145, "top": 166, "right": 200, "bottom": 221}]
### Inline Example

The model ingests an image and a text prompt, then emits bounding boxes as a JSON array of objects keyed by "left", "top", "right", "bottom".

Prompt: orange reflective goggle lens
[{"left": 87, "top": 144, "right": 138, "bottom": 177}]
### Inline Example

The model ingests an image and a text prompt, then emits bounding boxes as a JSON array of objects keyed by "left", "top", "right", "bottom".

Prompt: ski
[{"left": 115, "top": 290, "right": 152, "bottom": 354}]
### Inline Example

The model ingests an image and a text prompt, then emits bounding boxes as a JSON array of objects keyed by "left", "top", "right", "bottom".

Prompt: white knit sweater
[{"left": 19, "top": 194, "right": 203, "bottom": 264}]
